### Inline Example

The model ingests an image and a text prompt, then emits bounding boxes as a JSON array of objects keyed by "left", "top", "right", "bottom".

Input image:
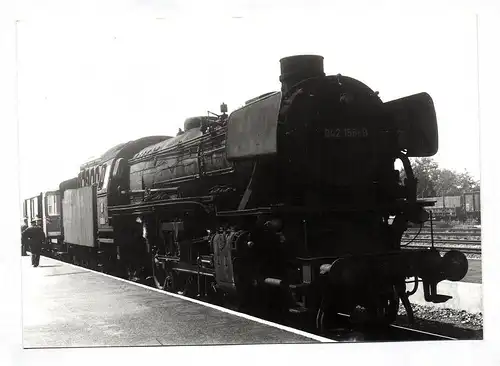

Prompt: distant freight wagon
[{"left": 423, "top": 191, "right": 481, "bottom": 223}]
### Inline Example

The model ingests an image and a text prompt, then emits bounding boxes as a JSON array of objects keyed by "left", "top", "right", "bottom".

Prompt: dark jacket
[
  {"left": 21, "top": 224, "right": 28, "bottom": 239},
  {"left": 21, "top": 226, "right": 45, "bottom": 253}
]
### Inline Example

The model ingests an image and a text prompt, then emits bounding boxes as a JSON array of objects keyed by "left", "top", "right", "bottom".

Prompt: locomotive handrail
[
  {"left": 108, "top": 195, "right": 215, "bottom": 215},
  {"left": 203, "top": 167, "right": 234, "bottom": 176},
  {"left": 215, "top": 201, "right": 418, "bottom": 217},
  {"left": 293, "top": 249, "right": 432, "bottom": 263},
  {"left": 124, "top": 187, "right": 180, "bottom": 195},
  {"left": 109, "top": 195, "right": 214, "bottom": 209},
  {"left": 216, "top": 207, "right": 273, "bottom": 217}
]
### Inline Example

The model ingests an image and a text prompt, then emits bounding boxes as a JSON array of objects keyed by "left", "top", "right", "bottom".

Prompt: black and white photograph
[{"left": 2, "top": 1, "right": 499, "bottom": 365}]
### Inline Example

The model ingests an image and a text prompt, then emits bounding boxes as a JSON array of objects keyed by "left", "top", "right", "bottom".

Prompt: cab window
[
  {"left": 99, "top": 164, "right": 109, "bottom": 190},
  {"left": 47, "top": 194, "right": 60, "bottom": 216}
]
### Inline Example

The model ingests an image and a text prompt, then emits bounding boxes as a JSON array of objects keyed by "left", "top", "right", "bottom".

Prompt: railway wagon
[
  {"left": 427, "top": 207, "right": 458, "bottom": 221},
  {"left": 426, "top": 192, "right": 481, "bottom": 223},
  {"left": 22, "top": 178, "right": 81, "bottom": 257},
  {"left": 424, "top": 196, "right": 459, "bottom": 221},
  {"left": 23, "top": 192, "right": 59, "bottom": 254},
  {"left": 23, "top": 193, "right": 42, "bottom": 225},
  {"left": 463, "top": 191, "right": 481, "bottom": 222},
  {"left": 50, "top": 177, "right": 79, "bottom": 257},
  {"left": 42, "top": 190, "right": 63, "bottom": 252},
  {"left": 427, "top": 195, "right": 461, "bottom": 209}
]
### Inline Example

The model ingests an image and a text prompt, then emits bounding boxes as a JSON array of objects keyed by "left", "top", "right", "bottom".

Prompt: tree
[
  {"left": 456, "top": 171, "right": 480, "bottom": 192},
  {"left": 435, "top": 169, "right": 460, "bottom": 196},
  {"left": 409, "top": 158, "right": 440, "bottom": 198},
  {"left": 400, "top": 158, "right": 480, "bottom": 197}
]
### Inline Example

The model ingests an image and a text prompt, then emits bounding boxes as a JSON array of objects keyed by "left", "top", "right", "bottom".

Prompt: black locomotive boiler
[{"left": 27, "top": 55, "right": 469, "bottom": 332}]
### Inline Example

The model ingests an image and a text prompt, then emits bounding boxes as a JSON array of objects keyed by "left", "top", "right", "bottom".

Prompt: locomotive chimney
[{"left": 279, "top": 55, "right": 325, "bottom": 94}]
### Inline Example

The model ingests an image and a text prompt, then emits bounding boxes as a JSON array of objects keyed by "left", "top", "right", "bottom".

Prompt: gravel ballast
[{"left": 396, "top": 302, "right": 483, "bottom": 340}]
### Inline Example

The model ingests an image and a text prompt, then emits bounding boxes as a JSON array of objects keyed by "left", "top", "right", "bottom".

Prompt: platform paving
[
  {"left": 21, "top": 256, "right": 329, "bottom": 348},
  {"left": 462, "top": 258, "right": 481, "bottom": 284}
]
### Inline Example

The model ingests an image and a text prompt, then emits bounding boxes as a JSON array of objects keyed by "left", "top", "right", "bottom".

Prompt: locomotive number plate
[{"left": 324, "top": 128, "right": 369, "bottom": 139}]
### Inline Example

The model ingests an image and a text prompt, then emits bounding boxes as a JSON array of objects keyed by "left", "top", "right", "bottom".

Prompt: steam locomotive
[{"left": 22, "top": 55, "right": 469, "bottom": 332}]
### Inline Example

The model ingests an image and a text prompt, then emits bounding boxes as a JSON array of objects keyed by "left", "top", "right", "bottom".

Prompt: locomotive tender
[{"left": 24, "top": 55, "right": 469, "bottom": 331}]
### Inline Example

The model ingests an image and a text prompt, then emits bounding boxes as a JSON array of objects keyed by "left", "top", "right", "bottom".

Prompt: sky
[{"left": 16, "top": 11, "right": 481, "bottom": 201}]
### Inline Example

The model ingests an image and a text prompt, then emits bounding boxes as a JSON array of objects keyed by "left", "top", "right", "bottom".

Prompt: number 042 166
[{"left": 324, "top": 128, "right": 369, "bottom": 138}]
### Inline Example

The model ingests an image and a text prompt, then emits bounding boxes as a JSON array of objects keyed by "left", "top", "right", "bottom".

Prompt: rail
[
  {"left": 323, "top": 313, "right": 457, "bottom": 342},
  {"left": 407, "top": 231, "right": 480, "bottom": 238},
  {"left": 386, "top": 324, "right": 457, "bottom": 341},
  {"left": 402, "top": 227, "right": 482, "bottom": 255},
  {"left": 404, "top": 245, "right": 480, "bottom": 255}
]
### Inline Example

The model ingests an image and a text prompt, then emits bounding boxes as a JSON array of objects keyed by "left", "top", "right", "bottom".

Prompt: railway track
[
  {"left": 403, "top": 243, "right": 481, "bottom": 255},
  {"left": 322, "top": 326, "right": 454, "bottom": 342},
  {"left": 407, "top": 227, "right": 481, "bottom": 233},
  {"left": 383, "top": 324, "right": 457, "bottom": 341},
  {"left": 320, "top": 314, "right": 457, "bottom": 342},
  {"left": 404, "top": 238, "right": 480, "bottom": 245},
  {"left": 403, "top": 228, "right": 481, "bottom": 255},
  {"left": 407, "top": 231, "right": 480, "bottom": 237}
]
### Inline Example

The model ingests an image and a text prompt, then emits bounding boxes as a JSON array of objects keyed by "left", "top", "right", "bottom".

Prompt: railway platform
[
  {"left": 22, "top": 256, "right": 331, "bottom": 348},
  {"left": 462, "top": 258, "right": 481, "bottom": 284}
]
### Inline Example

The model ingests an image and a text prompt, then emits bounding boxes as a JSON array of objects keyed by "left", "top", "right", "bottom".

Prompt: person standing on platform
[
  {"left": 21, "top": 219, "right": 28, "bottom": 256},
  {"left": 21, "top": 219, "right": 45, "bottom": 267}
]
